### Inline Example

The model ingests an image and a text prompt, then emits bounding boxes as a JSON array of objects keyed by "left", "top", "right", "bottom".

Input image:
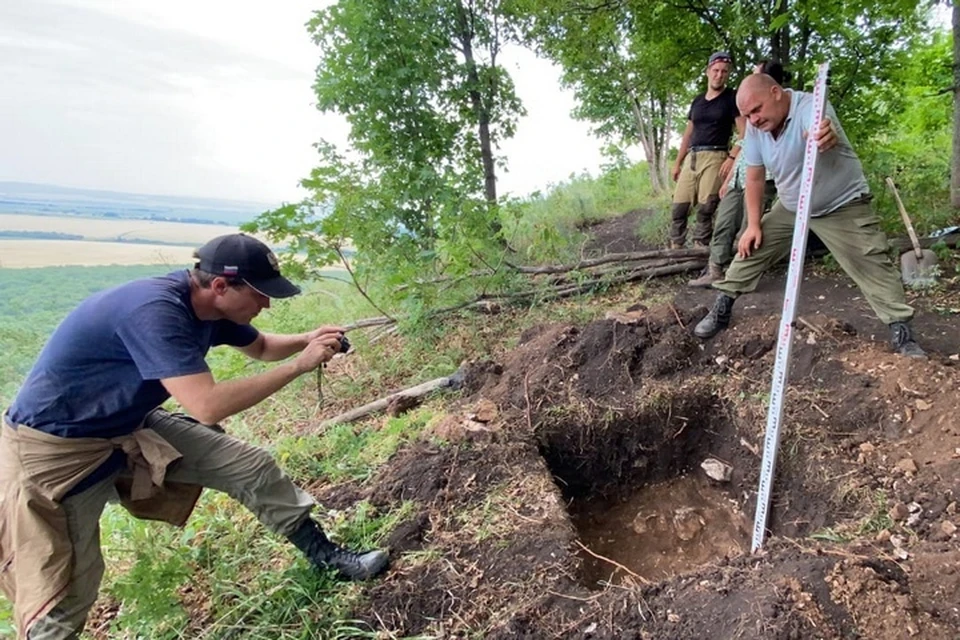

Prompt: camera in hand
[{"left": 338, "top": 334, "right": 351, "bottom": 353}]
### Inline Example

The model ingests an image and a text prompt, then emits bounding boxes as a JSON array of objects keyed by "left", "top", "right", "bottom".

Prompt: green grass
[{"left": 501, "top": 162, "right": 666, "bottom": 263}]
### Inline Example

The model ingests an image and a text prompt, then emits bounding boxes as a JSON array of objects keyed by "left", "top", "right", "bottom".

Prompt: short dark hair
[{"left": 757, "top": 59, "right": 790, "bottom": 86}]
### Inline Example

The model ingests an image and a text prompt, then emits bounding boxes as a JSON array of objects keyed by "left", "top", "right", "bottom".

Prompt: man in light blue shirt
[{"left": 694, "top": 73, "right": 925, "bottom": 358}]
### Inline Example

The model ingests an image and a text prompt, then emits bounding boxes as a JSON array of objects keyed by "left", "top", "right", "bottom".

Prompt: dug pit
[
  {"left": 570, "top": 474, "right": 750, "bottom": 586},
  {"left": 537, "top": 388, "right": 752, "bottom": 587}
]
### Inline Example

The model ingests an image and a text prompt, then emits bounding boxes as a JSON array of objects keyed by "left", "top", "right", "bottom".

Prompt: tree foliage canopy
[
  {"left": 248, "top": 0, "right": 953, "bottom": 312},
  {"left": 246, "top": 0, "right": 523, "bottom": 303}
]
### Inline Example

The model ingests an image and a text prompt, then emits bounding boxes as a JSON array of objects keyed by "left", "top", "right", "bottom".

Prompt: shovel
[{"left": 884, "top": 177, "right": 939, "bottom": 287}]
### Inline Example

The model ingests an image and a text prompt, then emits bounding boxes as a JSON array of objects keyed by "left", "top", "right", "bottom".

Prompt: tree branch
[
  {"left": 334, "top": 245, "right": 396, "bottom": 322},
  {"left": 506, "top": 247, "right": 708, "bottom": 274}
]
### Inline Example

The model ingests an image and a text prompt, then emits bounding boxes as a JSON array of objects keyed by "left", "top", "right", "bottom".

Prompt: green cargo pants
[
  {"left": 713, "top": 197, "right": 914, "bottom": 325},
  {"left": 709, "top": 180, "right": 778, "bottom": 268},
  {"left": 27, "top": 409, "right": 315, "bottom": 640}
]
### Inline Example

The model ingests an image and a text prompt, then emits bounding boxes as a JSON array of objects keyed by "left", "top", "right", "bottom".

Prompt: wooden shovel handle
[{"left": 885, "top": 177, "right": 923, "bottom": 259}]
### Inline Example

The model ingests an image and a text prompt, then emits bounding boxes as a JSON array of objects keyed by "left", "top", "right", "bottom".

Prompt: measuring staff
[{"left": 690, "top": 63, "right": 928, "bottom": 548}]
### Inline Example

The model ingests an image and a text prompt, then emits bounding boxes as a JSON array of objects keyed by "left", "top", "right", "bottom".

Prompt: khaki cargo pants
[
  {"left": 27, "top": 409, "right": 315, "bottom": 640},
  {"left": 671, "top": 149, "right": 727, "bottom": 246},
  {"left": 713, "top": 197, "right": 914, "bottom": 325}
]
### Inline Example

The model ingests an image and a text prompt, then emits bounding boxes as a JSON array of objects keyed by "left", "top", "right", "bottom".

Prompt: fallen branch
[
  {"left": 344, "top": 316, "right": 396, "bottom": 331},
  {"left": 486, "top": 259, "right": 705, "bottom": 303},
  {"left": 316, "top": 368, "right": 465, "bottom": 429},
  {"left": 539, "top": 257, "right": 693, "bottom": 285},
  {"left": 507, "top": 247, "right": 708, "bottom": 275}
]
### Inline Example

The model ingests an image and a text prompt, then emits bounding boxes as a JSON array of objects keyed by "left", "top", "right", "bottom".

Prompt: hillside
[{"left": 79, "top": 211, "right": 959, "bottom": 639}]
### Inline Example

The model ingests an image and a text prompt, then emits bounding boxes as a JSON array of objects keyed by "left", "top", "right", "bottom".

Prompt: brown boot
[{"left": 687, "top": 262, "right": 724, "bottom": 288}]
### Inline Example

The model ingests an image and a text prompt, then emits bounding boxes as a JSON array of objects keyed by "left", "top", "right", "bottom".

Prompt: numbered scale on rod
[{"left": 751, "top": 62, "right": 831, "bottom": 553}]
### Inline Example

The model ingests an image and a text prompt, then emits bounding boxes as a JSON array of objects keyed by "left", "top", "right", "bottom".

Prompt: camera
[{"left": 338, "top": 334, "right": 351, "bottom": 353}]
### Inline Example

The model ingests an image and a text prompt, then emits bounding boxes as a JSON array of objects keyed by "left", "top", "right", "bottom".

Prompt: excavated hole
[{"left": 538, "top": 389, "right": 751, "bottom": 588}]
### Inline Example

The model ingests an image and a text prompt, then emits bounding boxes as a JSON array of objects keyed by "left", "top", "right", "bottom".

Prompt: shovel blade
[{"left": 900, "top": 249, "right": 939, "bottom": 286}]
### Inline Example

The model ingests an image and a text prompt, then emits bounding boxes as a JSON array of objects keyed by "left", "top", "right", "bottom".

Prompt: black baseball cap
[
  {"left": 708, "top": 51, "right": 732, "bottom": 67},
  {"left": 195, "top": 233, "right": 301, "bottom": 299}
]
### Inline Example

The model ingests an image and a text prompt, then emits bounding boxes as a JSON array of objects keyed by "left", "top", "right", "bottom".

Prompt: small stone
[
  {"left": 915, "top": 399, "right": 932, "bottom": 411},
  {"left": 606, "top": 309, "right": 646, "bottom": 324},
  {"left": 715, "top": 355, "right": 729, "bottom": 366},
  {"left": 859, "top": 443, "right": 876, "bottom": 453},
  {"left": 701, "top": 458, "right": 733, "bottom": 482},
  {"left": 583, "top": 622, "right": 598, "bottom": 635},
  {"left": 889, "top": 503, "right": 910, "bottom": 521},
  {"left": 469, "top": 399, "right": 499, "bottom": 423},
  {"left": 667, "top": 612, "right": 681, "bottom": 623},
  {"left": 632, "top": 511, "right": 662, "bottom": 535},
  {"left": 894, "top": 547, "right": 909, "bottom": 560},
  {"left": 890, "top": 534, "right": 907, "bottom": 549},
  {"left": 949, "top": 354, "right": 959, "bottom": 361},
  {"left": 895, "top": 594, "right": 913, "bottom": 610},
  {"left": 875, "top": 529, "right": 892, "bottom": 543},
  {"left": 947, "top": 502, "right": 957, "bottom": 515},
  {"left": 896, "top": 458, "right": 918, "bottom": 474},
  {"left": 941, "top": 520, "right": 958, "bottom": 536},
  {"left": 673, "top": 507, "right": 705, "bottom": 541}
]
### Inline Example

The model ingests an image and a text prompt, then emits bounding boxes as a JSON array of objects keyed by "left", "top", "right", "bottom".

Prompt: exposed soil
[{"left": 252, "top": 210, "right": 958, "bottom": 638}]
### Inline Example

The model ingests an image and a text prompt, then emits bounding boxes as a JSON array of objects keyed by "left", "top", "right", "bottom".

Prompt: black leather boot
[
  {"left": 694, "top": 294, "right": 736, "bottom": 339},
  {"left": 287, "top": 519, "right": 389, "bottom": 580},
  {"left": 889, "top": 322, "right": 927, "bottom": 359}
]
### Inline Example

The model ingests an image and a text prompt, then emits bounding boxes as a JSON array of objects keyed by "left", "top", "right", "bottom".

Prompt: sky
[{"left": 0, "top": 0, "right": 608, "bottom": 205}]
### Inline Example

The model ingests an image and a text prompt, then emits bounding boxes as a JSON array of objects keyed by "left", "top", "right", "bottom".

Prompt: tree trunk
[
  {"left": 770, "top": 0, "right": 790, "bottom": 71},
  {"left": 952, "top": 0, "right": 960, "bottom": 207},
  {"left": 455, "top": 0, "right": 500, "bottom": 235},
  {"left": 795, "top": 20, "right": 812, "bottom": 89},
  {"left": 660, "top": 95, "right": 673, "bottom": 188},
  {"left": 629, "top": 92, "right": 664, "bottom": 194}
]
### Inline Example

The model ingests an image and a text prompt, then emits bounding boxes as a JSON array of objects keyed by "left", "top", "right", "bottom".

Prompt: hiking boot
[
  {"left": 694, "top": 294, "right": 735, "bottom": 339},
  {"left": 889, "top": 321, "right": 927, "bottom": 359},
  {"left": 288, "top": 519, "right": 389, "bottom": 581},
  {"left": 688, "top": 263, "right": 724, "bottom": 288}
]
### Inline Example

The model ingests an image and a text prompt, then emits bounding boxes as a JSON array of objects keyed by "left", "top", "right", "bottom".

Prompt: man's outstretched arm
[
  {"left": 238, "top": 325, "right": 345, "bottom": 362},
  {"left": 162, "top": 333, "right": 340, "bottom": 425}
]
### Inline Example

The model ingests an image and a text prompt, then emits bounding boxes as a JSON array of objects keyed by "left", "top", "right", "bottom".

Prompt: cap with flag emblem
[{"left": 194, "top": 233, "right": 301, "bottom": 299}]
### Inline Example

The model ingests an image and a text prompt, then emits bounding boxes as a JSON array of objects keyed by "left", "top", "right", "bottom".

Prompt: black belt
[{"left": 689, "top": 145, "right": 728, "bottom": 152}]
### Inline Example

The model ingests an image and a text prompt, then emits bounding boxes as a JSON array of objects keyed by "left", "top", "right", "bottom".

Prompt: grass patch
[
  {"left": 275, "top": 408, "right": 435, "bottom": 484},
  {"left": 502, "top": 162, "right": 663, "bottom": 263}
]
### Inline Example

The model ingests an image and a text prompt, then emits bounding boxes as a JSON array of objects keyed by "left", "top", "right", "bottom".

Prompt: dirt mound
[{"left": 335, "top": 282, "right": 959, "bottom": 638}]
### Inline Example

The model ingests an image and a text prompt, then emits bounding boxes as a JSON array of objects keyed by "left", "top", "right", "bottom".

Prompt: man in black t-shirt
[{"left": 670, "top": 51, "right": 745, "bottom": 248}]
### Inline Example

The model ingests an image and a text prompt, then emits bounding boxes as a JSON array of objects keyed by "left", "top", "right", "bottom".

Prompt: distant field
[
  {"left": 0, "top": 213, "right": 236, "bottom": 244},
  {"left": 0, "top": 239, "right": 198, "bottom": 268}
]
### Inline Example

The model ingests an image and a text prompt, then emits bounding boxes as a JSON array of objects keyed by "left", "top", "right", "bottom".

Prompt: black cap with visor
[{"left": 194, "top": 233, "right": 301, "bottom": 299}]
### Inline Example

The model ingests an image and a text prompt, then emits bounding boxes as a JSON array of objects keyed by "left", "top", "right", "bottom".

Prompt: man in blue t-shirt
[{"left": 2, "top": 234, "right": 388, "bottom": 639}]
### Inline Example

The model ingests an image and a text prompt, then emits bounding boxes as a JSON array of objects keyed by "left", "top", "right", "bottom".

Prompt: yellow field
[
  {"left": 0, "top": 214, "right": 237, "bottom": 245},
  {"left": 0, "top": 240, "right": 198, "bottom": 268}
]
